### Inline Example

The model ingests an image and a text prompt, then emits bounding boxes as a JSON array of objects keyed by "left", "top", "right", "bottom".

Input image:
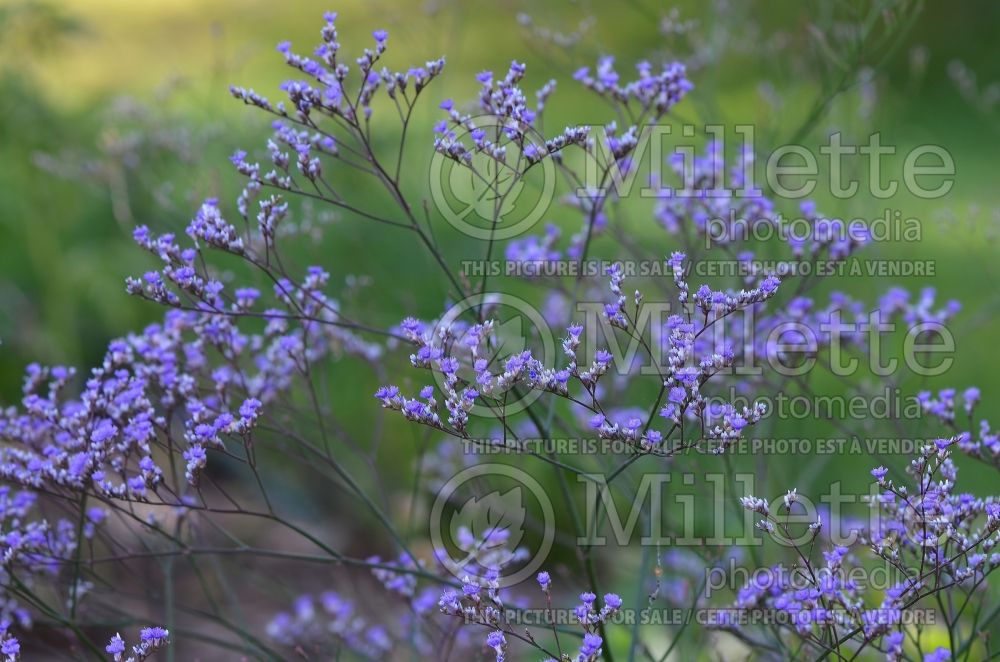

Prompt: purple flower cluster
[
  {"left": 434, "top": 60, "right": 589, "bottom": 166},
  {"left": 0, "top": 308, "right": 314, "bottom": 497},
  {"left": 655, "top": 141, "right": 774, "bottom": 241},
  {"left": 573, "top": 56, "right": 692, "bottom": 120},
  {"left": 732, "top": 437, "right": 999, "bottom": 658},
  {"left": 266, "top": 592, "right": 402, "bottom": 658},
  {"left": 438, "top": 570, "right": 622, "bottom": 662},
  {"left": 378, "top": 250, "right": 781, "bottom": 458},
  {"left": 105, "top": 627, "right": 169, "bottom": 662},
  {"left": 0, "top": 621, "right": 17, "bottom": 662}
]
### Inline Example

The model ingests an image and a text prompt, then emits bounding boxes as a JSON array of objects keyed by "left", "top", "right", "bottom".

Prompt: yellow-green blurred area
[{"left": 0, "top": 0, "right": 998, "bottom": 479}]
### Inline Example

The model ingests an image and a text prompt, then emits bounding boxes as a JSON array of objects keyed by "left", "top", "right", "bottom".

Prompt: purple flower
[
  {"left": 668, "top": 386, "right": 686, "bottom": 404},
  {"left": 375, "top": 385, "right": 400, "bottom": 400},
  {"left": 106, "top": 633, "right": 125, "bottom": 655},
  {"left": 1, "top": 638, "right": 18, "bottom": 657},
  {"left": 580, "top": 632, "right": 603, "bottom": 657},
  {"left": 91, "top": 419, "right": 118, "bottom": 443},
  {"left": 140, "top": 626, "right": 169, "bottom": 642},
  {"left": 924, "top": 648, "right": 950, "bottom": 662},
  {"left": 239, "top": 398, "right": 262, "bottom": 420}
]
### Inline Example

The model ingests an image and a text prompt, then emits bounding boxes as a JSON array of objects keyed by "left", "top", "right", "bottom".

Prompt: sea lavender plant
[
  {"left": 0, "top": 5, "right": 994, "bottom": 661},
  {"left": 731, "top": 437, "right": 998, "bottom": 660}
]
